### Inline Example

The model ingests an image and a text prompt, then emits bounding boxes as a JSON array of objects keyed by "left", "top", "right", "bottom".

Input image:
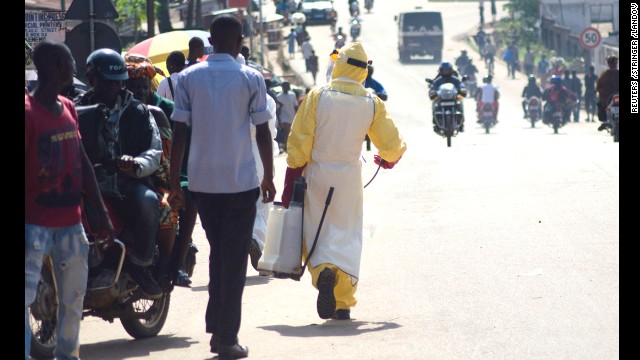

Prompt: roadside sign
[{"left": 580, "top": 27, "right": 601, "bottom": 49}]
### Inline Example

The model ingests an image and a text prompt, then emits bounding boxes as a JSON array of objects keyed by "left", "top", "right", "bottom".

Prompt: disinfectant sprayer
[{"left": 258, "top": 177, "right": 335, "bottom": 281}]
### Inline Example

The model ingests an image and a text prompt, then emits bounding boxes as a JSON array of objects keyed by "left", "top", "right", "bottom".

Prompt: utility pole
[
  {"left": 147, "top": 0, "right": 155, "bottom": 37},
  {"left": 259, "top": 1, "right": 264, "bottom": 66}
]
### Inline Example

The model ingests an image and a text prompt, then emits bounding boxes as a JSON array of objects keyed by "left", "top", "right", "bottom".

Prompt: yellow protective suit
[{"left": 286, "top": 43, "right": 407, "bottom": 311}]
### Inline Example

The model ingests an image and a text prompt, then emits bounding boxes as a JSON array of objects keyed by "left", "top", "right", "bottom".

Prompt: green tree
[{"left": 501, "top": 0, "right": 540, "bottom": 47}]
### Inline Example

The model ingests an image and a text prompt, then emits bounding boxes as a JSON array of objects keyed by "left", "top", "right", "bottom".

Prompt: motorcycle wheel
[
  {"left": 613, "top": 119, "right": 619, "bottom": 142},
  {"left": 553, "top": 120, "right": 559, "bottom": 134},
  {"left": 120, "top": 293, "right": 171, "bottom": 339},
  {"left": 484, "top": 120, "right": 491, "bottom": 134},
  {"left": 29, "top": 259, "right": 57, "bottom": 360},
  {"left": 530, "top": 115, "right": 536, "bottom": 128}
]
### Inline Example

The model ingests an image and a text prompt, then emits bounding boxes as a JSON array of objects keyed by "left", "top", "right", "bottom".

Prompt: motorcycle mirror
[
  {"left": 462, "top": 75, "right": 469, "bottom": 81},
  {"left": 425, "top": 78, "right": 433, "bottom": 84}
]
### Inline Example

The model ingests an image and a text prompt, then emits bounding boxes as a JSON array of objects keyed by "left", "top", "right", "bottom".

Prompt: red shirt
[{"left": 25, "top": 93, "right": 83, "bottom": 227}]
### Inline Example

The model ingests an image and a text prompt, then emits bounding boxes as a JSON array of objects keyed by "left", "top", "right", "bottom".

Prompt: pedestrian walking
[
  {"left": 596, "top": 55, "right": 619, "bottom": 131},
  {"left": 281, "top": 42, "right": 407, "bottom": 321},
  {"left": 286, "top": 28, "right": 297, "bottom": 59},
  {"left": 276, "top": 81, "right": 299, "bottom": 152},
  {"left": 157, "top": 51, "right": 186, "bottom": 101},
  {"left": 569, "top": 70, "right": 582, "bottom": 122},
  {"left": 308, "top": 50, "right": 319, "bottom": 85},
  {"left": 301, "top": 36, "right": 314, "bottom": 73},
  {"left": 583, "top": 65, "right": 598, "bottom": 122},
  {"left": 523, "top": 46, "right": 535, "bottom": 76},
  {"left": 168, "top": 15, "right": 276, "bottom": 358},
  {"left": 537, "top": 54, "right": 550, "bottom": 88},
  {"left": 187, "top": 37, "right": 205, "bottom": 67},
  {"left": 25, "top": 40, "right": 114, "bottom": 360}
]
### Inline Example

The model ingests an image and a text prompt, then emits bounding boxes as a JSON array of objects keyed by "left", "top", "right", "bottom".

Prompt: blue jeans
[
  {"left": 111, "top": 181, "right": 160, "bottom": 266},
  {"left": 25, "top": 223, "right": 89, "bottom": 360}
]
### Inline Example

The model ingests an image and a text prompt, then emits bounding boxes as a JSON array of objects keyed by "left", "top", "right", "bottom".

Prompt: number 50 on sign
[{"left": 580, "top": 27, "right": 601, "bottom": 49}]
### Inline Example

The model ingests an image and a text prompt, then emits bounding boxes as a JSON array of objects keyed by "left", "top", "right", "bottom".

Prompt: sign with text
[
  {"left": 25, "top": 11, "right": 67, "bottom": 48},
  {"left": 579, "top": 27, "right": 601, "bottom": 49}
]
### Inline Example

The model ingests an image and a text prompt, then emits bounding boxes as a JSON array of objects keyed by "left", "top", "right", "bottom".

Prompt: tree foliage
[{"left": 501, "top": 0, "right": 540, "bottom": 47}]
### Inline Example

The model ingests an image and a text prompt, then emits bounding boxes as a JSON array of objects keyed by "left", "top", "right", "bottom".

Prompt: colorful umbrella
[{"left": 124, "top": 30, "right": 213, "bottom": 80}]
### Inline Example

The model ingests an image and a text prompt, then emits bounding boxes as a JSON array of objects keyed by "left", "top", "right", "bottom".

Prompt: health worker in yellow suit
[{"left": 281, "top": 42, "right": 407, "bottom": 320}]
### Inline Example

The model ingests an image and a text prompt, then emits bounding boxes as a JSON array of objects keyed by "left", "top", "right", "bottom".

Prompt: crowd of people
[{"left": 25, "top": 13, "right": 406, "bottom": 360}]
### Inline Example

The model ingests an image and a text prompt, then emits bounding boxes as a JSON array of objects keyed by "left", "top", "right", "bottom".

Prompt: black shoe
[
  {"left": 249, "top": 238, "right": 262, "bottom": 271},
  {"left": 218, "top": 343, "right": 248, "bottom": 359},
  {"left": 317, "top": 268, "right": 337, "bottom": 319},
  {"left": 597, "top": 123, "right": 609, "bottom": 131},
  {"left": 458, "top": 124, "right": 464, "bottom": 132},
  {"left": 332, "top": 309, "right": 351, "bottom": 320},
  {"left": 130, "top": 265, "right": 162, "bottom": 299}
]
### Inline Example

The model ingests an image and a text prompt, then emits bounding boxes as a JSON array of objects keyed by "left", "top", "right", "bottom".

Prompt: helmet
[
  {"left": 528, "top": 75, "right": 536, "bottom": 84},
  {"left": 439, "top": 61, "right": 453, "bottom": 76},
  {"left": 550, "top": 75, "right": 562, "bottom": 86},
  {"left": 461, "top": 49, "right": 467, "bottom": 55},
  {"left": 86, "top": 48, "right": 128, "bottom": 80}
]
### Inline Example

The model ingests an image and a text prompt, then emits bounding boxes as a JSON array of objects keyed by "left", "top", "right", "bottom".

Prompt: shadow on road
[
  {"left": 258, "top": 319, "right": 401, "bottom": 338},
  {"left": 80, "top": 334, "right": 197, "bottom": 359}
]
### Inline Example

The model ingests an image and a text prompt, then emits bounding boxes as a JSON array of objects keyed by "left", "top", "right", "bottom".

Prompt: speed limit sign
[{"left": 580, "top": 27, "right": 601, "bottom": 49}]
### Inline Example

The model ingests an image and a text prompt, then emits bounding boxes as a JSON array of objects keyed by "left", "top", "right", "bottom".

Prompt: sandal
[{"left": 173, "top": 269, "right": 192, "bottom": 288}]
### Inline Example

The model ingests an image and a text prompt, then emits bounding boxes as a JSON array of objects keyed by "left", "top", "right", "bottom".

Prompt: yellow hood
[{"left": 331, "top": 42, "right": 368, "bottom": 84}]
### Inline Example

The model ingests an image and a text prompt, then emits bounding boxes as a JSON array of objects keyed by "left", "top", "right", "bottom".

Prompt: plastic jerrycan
[{"left": 258, "top": 176, "right": 307, "bottom": 278}]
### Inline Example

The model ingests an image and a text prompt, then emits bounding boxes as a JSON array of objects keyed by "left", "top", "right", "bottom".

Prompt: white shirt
[
  {"left": 171, "top": 53, "right": 271, "bottom": 193},
  {"left": 276, "top": 91, "right": 298, "bottom": 124},
  {"left": 301, "top": 41, "right": 314, "bottom": 60},
  {"left": 157, "top": 72, "right": 181, "bottom": 101},
  {"left": 479, "top": 83, "right": 498, "bottom": 103}
]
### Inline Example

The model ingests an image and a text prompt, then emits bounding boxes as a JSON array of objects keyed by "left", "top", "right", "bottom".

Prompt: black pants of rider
[
  {"left": 194, "top": 188, "right": 259, "bottom": 348},
  {"left": 597, "top": 101, "right": 607, "bottom": 122}
]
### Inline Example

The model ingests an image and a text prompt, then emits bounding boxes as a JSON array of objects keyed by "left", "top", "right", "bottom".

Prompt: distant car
[{"left": 299, "top": 0, "right": 336, "bottom": 25}]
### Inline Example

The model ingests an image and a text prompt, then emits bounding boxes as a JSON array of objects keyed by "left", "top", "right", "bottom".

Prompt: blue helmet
[
  {"left": 550, "top": 75, "right": 562, "bottom": 86},
  {"left": 439, "top": 61, "right": 453, "bottom": 76}
]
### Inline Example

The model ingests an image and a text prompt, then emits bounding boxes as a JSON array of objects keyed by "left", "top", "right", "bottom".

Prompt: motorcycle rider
[
  {"left": 475, "top": 74, "right": 500, "bottom": 123},
  {"left": 75, "top": 48, "right": 164, "bottom": 299},
  {"left": 364, "top": 62, "right": 388, "bottom": 101},
  {"left": 455, "top": 49, "right": 471, "bottom": 74},
  {"left": 596, "top": 55, "right": 619, "bottom": 131},
  {"left": 429, "top": 61, "right": 468, "bottom": 132},
  {"left": 350, "top": 18, "right": 361, "bottom": 42},
  {"left": 521, "top": 74, "right": 543, "bottom": 119},
  {"left": 542, "top": 75, "right": 576, "bottom": 125},
  {"left": 462, "top": 59, "right": 479, "bottom": 96}
]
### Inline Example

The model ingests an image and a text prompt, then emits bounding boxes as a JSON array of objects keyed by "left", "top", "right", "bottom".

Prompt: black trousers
[{"left": 193, "top": 188, "right": 259, "bottom": 346}]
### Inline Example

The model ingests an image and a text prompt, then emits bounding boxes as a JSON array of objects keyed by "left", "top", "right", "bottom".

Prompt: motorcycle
[
  {"left": 525, "top": 96, "right": 541, "bottom": 128},
  {"left": 365, "top": 0, "right": 373, "bottom": 13},
  {"left": 462, "top": 72, "right": 478, "bottom": 98},
  {"left": 479, "top": 102, "right": 497, "bottom": 133},
  {"left": 605, "top": 93, "right": 620, "bottom": 142},
  {"left": 350, "top": 18, "right": 361, "bottom": 42},
  {"left": 426, "top": 77, "right": 467, "bottom": 147},
  {"left": 28, "top": 169, "right": 197, "bottom": 360},
  {"left": 349, "top": 0, "right": 360, "bottom": 17},
  {"left": 543, "top": 101, "right": 566, "bottom": 134}
]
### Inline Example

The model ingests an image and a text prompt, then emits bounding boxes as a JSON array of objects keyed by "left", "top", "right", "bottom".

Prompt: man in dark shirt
[
  {"left": 596, "top": 55, "right": 619, "bottom": 131},
  {"left": 583, "top": 65, "right": 598, "bottom": 122}
]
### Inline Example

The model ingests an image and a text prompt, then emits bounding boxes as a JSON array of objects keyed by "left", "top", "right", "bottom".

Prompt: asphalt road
[{"left": 74, "top": 1, "right": 619, "bottom": 359}]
